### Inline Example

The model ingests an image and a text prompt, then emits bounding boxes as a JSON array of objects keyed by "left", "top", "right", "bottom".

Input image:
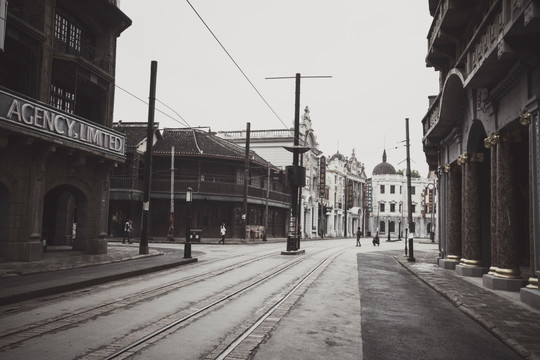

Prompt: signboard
[
  {"left": 0, "top": 89, "right": 126, "bottom": 159},
  {"left": 319, "top": 156, "right": 326, "bottom": 198}
]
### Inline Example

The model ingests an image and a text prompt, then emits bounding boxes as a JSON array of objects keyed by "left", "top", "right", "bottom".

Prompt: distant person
[
  {"left": 122, "top": 219, "right": 133, "bottom": 244},
  {"left": 356, "top": 227, "right": 362, "bottom": 247},
  {"left": 219, "top": 223, "right": 226, "bottom": 244},
  {"left": 373, "top": 231, "right": 380, "bottom": 246}
]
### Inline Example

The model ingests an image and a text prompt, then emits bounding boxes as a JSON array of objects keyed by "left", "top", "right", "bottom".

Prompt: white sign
[{"left": 0, "top": 89, "right": 126, "bottom": 158}]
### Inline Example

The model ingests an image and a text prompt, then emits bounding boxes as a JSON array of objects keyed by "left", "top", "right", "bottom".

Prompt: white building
[
  {"left": 324, "top": 150, "right": 367, "bottom": 238},
  {"left": 368, "top": 151, "right": 437, "bottom": 239}
]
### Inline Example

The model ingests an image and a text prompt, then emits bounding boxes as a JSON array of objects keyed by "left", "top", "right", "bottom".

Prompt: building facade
[
  {"left": 0, "top": 0, "right": 130, "bottom": 261},
  {"left": 324, "top": 150, "right": 367, "bottom": 238},
  {"left": 110, "top": 125, "right": 291, "bottom": 241},
  {"left": 368, "top": 151, "right": 436, "bottom": 240},
  {"left": 218, "top": 106, "right": 324, "bottom": 240},
  {"left": 422, "top": 0, "right": 540, "bottom": 307}
]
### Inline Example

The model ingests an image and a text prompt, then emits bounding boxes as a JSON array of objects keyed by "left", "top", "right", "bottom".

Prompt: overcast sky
[{"left": 113, "top": 1, "right": 439, "bottom": 177}]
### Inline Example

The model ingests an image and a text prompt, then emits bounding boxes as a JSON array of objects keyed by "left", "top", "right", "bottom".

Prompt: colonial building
[
  {"left": 323, "top": 150, "right": 367, "bottom": 238},
  {"left": 422, "top": 0, "right": 540, "bottom": 307},
  {"left": 110, "top": 125, "right": 291, "bottom": 240},
  {"left": 0, "top": 0, "right": 131, "bottom": 261},
  {"left": 368, "top": 151, "right": 436, "bottom": 240},
  {"left": 218, "top": 106, "right": 324, "bottom": 239}
]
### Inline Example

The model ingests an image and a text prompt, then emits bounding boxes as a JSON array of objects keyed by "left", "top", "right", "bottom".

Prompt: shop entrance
[{"left": 42, "top": 185, "right": 87, "bottom": 248}]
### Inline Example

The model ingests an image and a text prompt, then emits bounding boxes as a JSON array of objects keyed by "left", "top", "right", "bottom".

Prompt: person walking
[
  {"left": 218, "top": 222, "right": 226, "bottom": 244},
  {"left": 356, "top": 227, "right": 362, "bottom": 247},
  {"left": 122, "top": 219, "right": 133, "bottom": 244}
]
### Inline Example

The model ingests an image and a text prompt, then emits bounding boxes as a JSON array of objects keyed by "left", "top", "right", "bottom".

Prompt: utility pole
[
  {"left": 242, "top": 122, "right": 251, "bottom": 240},
  {"left": 266, "top": 73, "right": 331, "bottom": 253},
  {"left": 140, "top": 60, "right": 157, "bottom": 255},
  {"left": 168, "top": 146, "right": 174, "bottom": 241},
  {"left": 406, "top": 118, "right": 415, "bottom": 262}
]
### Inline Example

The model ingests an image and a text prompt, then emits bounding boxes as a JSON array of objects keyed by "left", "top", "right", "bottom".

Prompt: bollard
[{"left": 407, "top": 233, "right": 415, "bottom": 262}]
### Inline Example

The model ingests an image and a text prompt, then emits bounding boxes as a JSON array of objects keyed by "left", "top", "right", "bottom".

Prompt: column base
[
  {"left": 520, "top": 287, "right": 540, "bottom": 310},
  {"left": 455, "top": 264, "right": 489, "bottom": 277},
  {"left": 483, "top": 274, "right": 527, "bottom": 292},
  {"left": 438, "top": 258, "right": 459, "bottom": 270},
  {"left": 0, "top": 240, "right": 43, "bottom": 261},
  {"left": 84, "top": 238, "right": 108, "bottom": 254}
]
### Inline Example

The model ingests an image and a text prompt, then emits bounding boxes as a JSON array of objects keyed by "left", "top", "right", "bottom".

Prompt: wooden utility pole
[
  {"left": 242, "top": 122, "right": 251, "bottom": 240},
  {"left": 140, "top": 60, "right": 157, "bottom": 255},
  {"left": 406, "top": 117, "right": 415, "bottom": 262}
]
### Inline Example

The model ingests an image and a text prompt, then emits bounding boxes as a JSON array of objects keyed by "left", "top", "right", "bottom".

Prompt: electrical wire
[{"left": 185, "top": 0, "right": 295, "bottom": 139}]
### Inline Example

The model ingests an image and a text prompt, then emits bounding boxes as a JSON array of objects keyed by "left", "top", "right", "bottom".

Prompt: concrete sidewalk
[{"left": 395, "top": 251, "right": 540, "bottom": 360}]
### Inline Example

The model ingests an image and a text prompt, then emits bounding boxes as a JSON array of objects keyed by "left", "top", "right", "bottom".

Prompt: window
[
  {"left": 390, "top": 203, "right": 395, "bottom": 212},
  {"left": 380, "top": 185, "right": 385, "bottom": 194},
  {"left": 379, "top": 221, "right": 386, "bottom": 233},
  {"left": 411, "top": 204, "right": 416, "bottom": 213},
  {"left": 389, "top": 221, "right": 395, "bottom": 233},
  {"left": 411, "top": 186, "right": 416, "bottom": 195},
  {"left": 390, "top": 185, "right": 395, "bottom": 194},
  {"left": 54, "top": 11, "right": 82, "bottom": 53},
  {"left": 50, "top": 84, "right": 75, "bottom": 113},
  {"left": 380, "top": 203, "right": 385, "bottom": 212}
]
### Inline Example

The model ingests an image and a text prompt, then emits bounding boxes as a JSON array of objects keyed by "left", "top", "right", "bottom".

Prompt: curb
[
  {"left": 394, "top": 255, "right": 534, "bottom": 360},
  {"left": 0, "top": 257, "right": 198, "bottom": 306}
]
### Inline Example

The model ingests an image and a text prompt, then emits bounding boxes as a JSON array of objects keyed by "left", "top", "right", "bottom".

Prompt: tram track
[
  {"left": 0, "top": 250, "right": 280, "bottom": 350},
  {"left": 86, "top": 245, "right": 349, "bottom": 360}
]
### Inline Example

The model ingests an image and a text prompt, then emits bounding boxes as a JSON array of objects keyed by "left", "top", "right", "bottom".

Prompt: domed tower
[{"left": 372, "top": 150, "right": 396, "bottom": 176}]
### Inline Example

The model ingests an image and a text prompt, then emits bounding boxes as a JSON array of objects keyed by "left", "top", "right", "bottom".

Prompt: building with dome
[{"left": 368, "top": 151, "right": 436, "bottom": 239}]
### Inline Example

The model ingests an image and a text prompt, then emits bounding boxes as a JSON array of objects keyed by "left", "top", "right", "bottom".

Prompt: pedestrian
[
  {"left": 373, "top": 231, "right": 380, "bottom": 246},
  {"left": 122, "top": 219, "right": 133, "bottom": 244},
  {"left": 356, "top": 227, "right": 362, "bottom": 247},
  {"left": 218, "top": 222, "right": 226, "bottom": 244}
]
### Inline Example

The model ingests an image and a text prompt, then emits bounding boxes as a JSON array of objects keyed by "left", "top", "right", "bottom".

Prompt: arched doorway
[{"left": 42, "top": 185, "right": 88, "bottom": 248}]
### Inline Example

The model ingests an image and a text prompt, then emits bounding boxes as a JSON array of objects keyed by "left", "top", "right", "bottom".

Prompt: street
[{"left": 0, "top": 239, "right": 521, "bottom": 359}]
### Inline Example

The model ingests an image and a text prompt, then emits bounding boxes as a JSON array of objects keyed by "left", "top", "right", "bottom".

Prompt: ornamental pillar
[
  {"left": 440, "top": 163, "right": 461, "bottom": 269},
  {"left": 456, "top": 153, "right": 487, "bottom": 277}
]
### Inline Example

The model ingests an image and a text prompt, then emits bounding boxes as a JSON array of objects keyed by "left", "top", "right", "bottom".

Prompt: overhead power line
[{"left": 185, "top": 0, "right": 289, "bottom": 131}]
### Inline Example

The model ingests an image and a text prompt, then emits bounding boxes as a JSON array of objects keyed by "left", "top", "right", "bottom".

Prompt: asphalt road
[{"left": 357, "top": 251, "right": 521, "bottom": 360}]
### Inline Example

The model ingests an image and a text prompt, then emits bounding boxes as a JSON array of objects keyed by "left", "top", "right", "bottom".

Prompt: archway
[{"left": 42, "top": 185, "right": 88, "bottom": 248}]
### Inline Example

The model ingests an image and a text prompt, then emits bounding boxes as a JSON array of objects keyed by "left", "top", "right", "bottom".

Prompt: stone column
[
  {"left": 440, "top": 163, "right": 461, "bottom": 269},
  {"left": 495, "top": 135, "right": 521, "bottom": 279},
  {"left": 521, "top": 109, "right": 540, "bottom": 308},
  {"left": 489, "top": 141, "right": 498, "bottom": 275},
  {"left": 456, "top": 153, "right": 487, "bottom": 277}
]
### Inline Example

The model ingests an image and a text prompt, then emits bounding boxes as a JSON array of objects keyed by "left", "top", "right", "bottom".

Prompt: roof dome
[{"left": 372, "top": 150, "right": 396, "bottom": 175}]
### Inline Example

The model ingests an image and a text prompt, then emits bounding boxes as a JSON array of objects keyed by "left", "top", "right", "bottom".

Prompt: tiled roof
[
  {"left": 113, "top": 122, "right": 159, "bottom": 148},
  {"left": 153, "top": 128, "right": 274, "bottom": 168}
]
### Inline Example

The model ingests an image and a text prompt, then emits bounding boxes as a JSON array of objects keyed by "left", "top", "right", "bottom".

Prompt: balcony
[
  {"left": 110, "top": 176, "right": 291, "bottom": 205},
  {"left": 426, "top": 0, "right": 476, "bottom": 71}
]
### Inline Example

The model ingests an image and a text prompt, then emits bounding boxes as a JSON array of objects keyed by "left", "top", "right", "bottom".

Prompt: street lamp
[{"left": 184, "top": 187, "right": 192, "bottom": 258}]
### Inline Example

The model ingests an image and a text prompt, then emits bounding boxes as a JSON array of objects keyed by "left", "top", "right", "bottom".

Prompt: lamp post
[{"left": 184, "top": 187, "right": 192, "bottom": 259}]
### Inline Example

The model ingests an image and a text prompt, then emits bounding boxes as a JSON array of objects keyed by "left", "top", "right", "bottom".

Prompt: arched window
[
  {"left": 379, "top": 221, "right": 385, "bottom": 233},
  {"left": 389, "top": 221, "right": 395, "bottom": 233}
]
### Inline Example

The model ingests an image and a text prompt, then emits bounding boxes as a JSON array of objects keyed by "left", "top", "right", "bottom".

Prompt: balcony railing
[{"left": 110, "top": 176, "right": 291, "bottom": 204}]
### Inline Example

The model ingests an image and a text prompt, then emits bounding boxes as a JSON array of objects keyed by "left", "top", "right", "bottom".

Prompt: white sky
[{"left": 113, "top": 1, "right": 439, "bottom": 177}]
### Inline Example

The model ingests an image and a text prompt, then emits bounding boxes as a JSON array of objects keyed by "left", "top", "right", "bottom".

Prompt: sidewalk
[{"left": 395, "top": 251, "right": 540, "bottom": 360}]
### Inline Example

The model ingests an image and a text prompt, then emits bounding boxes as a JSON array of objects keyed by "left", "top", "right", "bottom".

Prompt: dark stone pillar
[
  {"left": 495, "top": 135, "right": 521, "bottom": 279},
  {"left": 460, "top": 154, "right": 483, "bottom": 267},
  {"left": 442, "top": 164, "right": 461, "bottom": 268},
  {"left": 489, "top": 144, "right": 498, "bottom": 275}
]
